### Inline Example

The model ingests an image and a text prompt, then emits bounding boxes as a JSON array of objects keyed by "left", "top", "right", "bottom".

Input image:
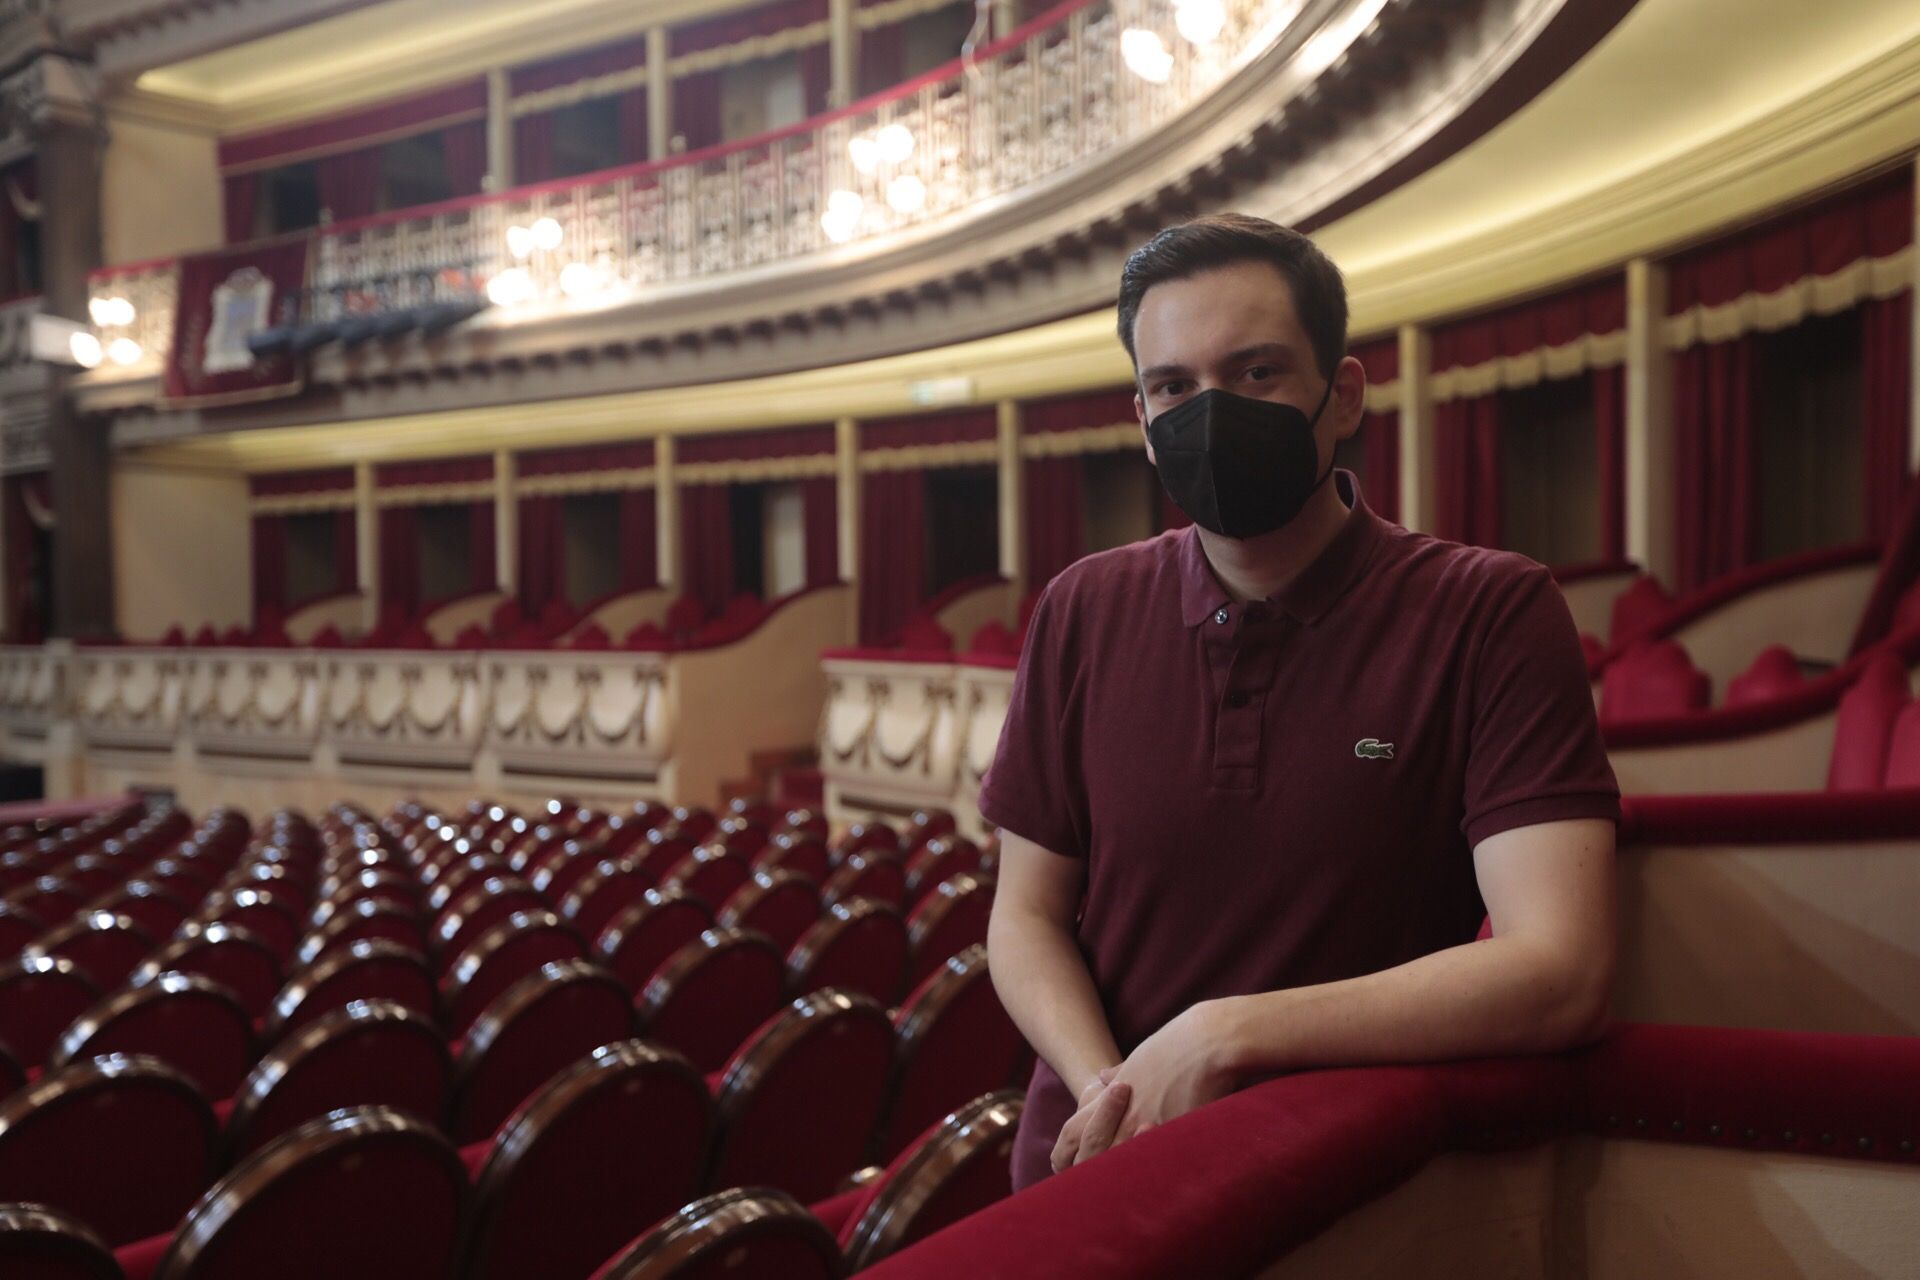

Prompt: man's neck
[{"left": 1196, "top": 479, "right": 1354, "bottom": 606}]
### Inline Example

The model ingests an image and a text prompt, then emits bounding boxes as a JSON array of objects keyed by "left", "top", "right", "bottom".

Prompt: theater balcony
[{"left": 66, "top": 0, "right": 1634, "bottom": 440}]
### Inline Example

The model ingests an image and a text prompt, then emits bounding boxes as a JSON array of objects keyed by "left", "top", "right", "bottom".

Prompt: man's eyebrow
[{"left": 1138, "top": 343, "right": 1291, "bottom": 385}]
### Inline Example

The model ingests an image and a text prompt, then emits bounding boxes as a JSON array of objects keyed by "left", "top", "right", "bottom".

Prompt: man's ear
[
  {"left": 1332, "top": 354, "right": 1366, "bottom": 441},
  {"left": 1135, "top": 389, "right": 1155, "bottom": 465}
]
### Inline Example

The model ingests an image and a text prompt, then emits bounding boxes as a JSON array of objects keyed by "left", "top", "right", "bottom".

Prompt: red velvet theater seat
[
  {"left": 595, "top": 889, "right": 713, "bottom": 993},
  {"left": 660, "top": 848, "right": 753, "bottom": 915},
  {"left": 702, "top": 990, "right": 897, "bottom": 1203},
  {"left": 462, "top": 1040, "right": 711, "bottom": 1280},
  {"left": 0, "top": 1041, "right": 23, "bottom": 1097},
  {"left": 838, "top": 1090, "right": 1025, "bottom": 1271},
  {"left": 635, "top": 825, "right": 699, "bottom": 883},
  {"left": 903, "top": 873, "right": 994, "bottom": 995},
  {"left": 292, "top": 899, "right": 425, "bottom": 969},
  {"left": 831, "top": 820, "right": 903, "bottom": 862},
  {"left": 133, "top": 923, "right": 283, "bottom": 1020},
  {"left": 149, "top": 1107, "right": 468, "bottom": 1280},
  {"left": 0, "top": 1055, "right": 217, "bottom": 1247},
  {"left": 265, "top": 939, "right": 435, "bottom": 1040},
  {"left": 441, "top": 908, "right": 586, "bottom": 1039},
  {"left": 1827, "top": 651, "right": 1911, "bottom": 791},
  {"left": 787, "top": 899, "right": 910, "bottom": 1007},
  {"left": 432, "top": 875, "right": 547, "bottom": 974},
  {"left": 51, "top": 974, "right": 255, "bottom": 1102},
  {"left": 820, "top": 852, "right": 907, "bottom": 912},
  {"left": 27, "top": 910, "right": 155, "bottom": 991},
  {"left": 716, "top": 869, "right": 823, "bottom": 955},
  {"left": 528, "top": 840, "right": 607, "bottom": 905},
  {"left": 93, "top": 881, "right": 194, "bottom": 943},
  {"left": 448, "top": 958, "right": 637, "bottom": 1145},
  {"left": 0, "top": 901, "right": 43, "bottom": 957},
  {"left": 223, "top": 999, "right": 449, "bottom": 1160},
  {"left": 559, "top": 857, "right": 658, "bottom": 946},
  {"left": 0, "top": 1200, "right": 125, "bottom": 1280},
  {"left": 875, "top": 945, "right": 1030, "bottom": 1166},
  {"left": 1883, "top": 698, "right": 1920, "bottom": 788},
  {"left": 0, "top": 953, "right": 99, "bottom": 1066},
  {"left": 5, "top": 877, "right": 84, "bottom": 929},
  {"left": 1599, "top": 640, "right": 1712, "bottom": 722},
  {"left": 669, "top": 805, "right": 719, "bottom": 845},
  {"left": 902, "top": 834, "right": 983, "bottom": 909},
  {"left": 636, "top": 928, "right": 787, "bottom": 1074},
  {"left": 752, "top": 832, "right": 832, "bottom": 885},
  {"left": 1608, "top": 573, "right": 1675, "bottom": 648},
  {"left": 1724, "top": 644, "right": 1807, "bottom": 708},
  {"left": 589, "top": 1188, "right": 845, "bottom": 1280},
  {"left": 195, "top": 887, "right": 302, "bottom": 965},
  {"left": 712, "top": 815, "right": 771, "bottom": 861}
]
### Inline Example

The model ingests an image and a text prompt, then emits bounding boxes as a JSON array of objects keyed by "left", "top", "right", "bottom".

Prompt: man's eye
[
  {"left": 1158, "top": 382, "right": 1189, "bottom": 397},
  {"left": 1243, "top": 365, "right": 1275, "bottom": 381}
]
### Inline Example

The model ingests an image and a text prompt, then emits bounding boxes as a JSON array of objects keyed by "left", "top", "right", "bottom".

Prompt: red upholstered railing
[
  {"left": 860, "top": 1023, "right": 1920, "bottom": 1279},
  {"left": 1550, "top": 558, "right": 1639, "bottom": 587},
  {"left": 1618, "top": 787, "right": 1920, "bottom": 845},
  {"left": 1601, "top": 622, "right": 1920, "bottom": 749},
  {"left": 1594, "top": 539, "right": 1882, "bottom": 670}
]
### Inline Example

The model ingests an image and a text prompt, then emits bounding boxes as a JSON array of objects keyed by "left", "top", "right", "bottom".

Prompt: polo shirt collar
[{"left": 1177, "top": 469, "right": 1384, "bottom": 628}]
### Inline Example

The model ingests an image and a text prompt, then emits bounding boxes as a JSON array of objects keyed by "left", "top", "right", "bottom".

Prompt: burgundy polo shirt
[{"left": 977, "top": 470, "right": 1620, "bottom": 1190}]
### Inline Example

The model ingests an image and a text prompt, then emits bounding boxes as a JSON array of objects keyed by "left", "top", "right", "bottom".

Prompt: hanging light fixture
[
  {"left": 69, "top": 331, "right": 103, "bottom": 369},
  {"left": 821, "top": 189, "right": 865, "bottom": 243},
  {"left": 886, "top": 174, "right": 927, "bottom": 214},
  {"left": 531, "top": 217, "right": 565, "bottom": 252},
  {"left": 874, "top": 123, "right": 915, "bottom": 164},
  {"left": 1174, "top": 0, "right": 1226, "bottom": 46},
  {"left": 107, "top": 338, "right": 144, "bottom": 365},
  {"left": 849, "top": 135, "right": 880, "bottom": 175},
  {"left": 506, "top": 225, "right": 535, "bottom": 259},
  {"left": 486, "top": 268, "right": 535, "bottom": 307}
]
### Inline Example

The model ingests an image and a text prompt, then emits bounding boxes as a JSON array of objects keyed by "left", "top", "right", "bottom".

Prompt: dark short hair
[{"left": 1116, "top": 213, "right": 1349, "bottom": 379}]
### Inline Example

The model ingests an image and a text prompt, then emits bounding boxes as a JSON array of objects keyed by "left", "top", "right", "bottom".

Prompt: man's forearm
[
  {"left": 987, "top": 910, "right": 1124, "bottom": 1098},
  {"left": 1210, "top": 933, "right": 1611, "bottom": 1079}
]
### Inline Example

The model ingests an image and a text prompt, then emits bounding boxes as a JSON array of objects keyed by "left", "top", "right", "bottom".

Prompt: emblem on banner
[{"left": 202, "top": 266, "right": 275, "bottom": 375}]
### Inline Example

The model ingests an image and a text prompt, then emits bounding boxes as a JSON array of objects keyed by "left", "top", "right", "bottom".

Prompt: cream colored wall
[
  {"left": 102, "top": 110, "right": 223, "bottom": 264},
  {"left": 1255, "top": 1140, "right": 1919, "bottom": 1279},
  {"left": 111, "top": 464, "right": 250, "bottom": 640},
  {"left": 1671, "top": 563, "right": 1881, "bottom": 690},
  {"left": 1616, "top": 837, "right": 1920, "bottom": 1037}
]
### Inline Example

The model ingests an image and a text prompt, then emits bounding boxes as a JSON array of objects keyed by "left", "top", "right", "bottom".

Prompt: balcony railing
[{"left": 81, "top": 0, "right": 1304, "bottom": 377}]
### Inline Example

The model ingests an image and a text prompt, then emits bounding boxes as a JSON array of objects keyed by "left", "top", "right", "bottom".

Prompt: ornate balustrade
[
  {"left": 0, "top": 589, "right": 849, "bottom": 806},
  {"left": 819, "top": 651, "right": 1014, "bottom": 837},
  {"left": 0, "top": 295, "right": 53, "bottom": 473}
]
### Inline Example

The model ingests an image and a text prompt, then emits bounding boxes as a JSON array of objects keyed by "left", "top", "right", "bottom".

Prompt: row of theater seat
[{"left": 0, "top": 796, "right": 1032, "bottom": 1277}]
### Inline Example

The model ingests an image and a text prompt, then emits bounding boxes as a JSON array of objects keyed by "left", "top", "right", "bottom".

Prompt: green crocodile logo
[{"left": 1354, "top": 738, "right": 1395, "bottom": 760}]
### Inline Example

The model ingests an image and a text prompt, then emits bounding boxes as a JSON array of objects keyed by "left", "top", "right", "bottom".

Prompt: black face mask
[{"left": 1147, "top": 377, "right": 1336, "bottom": 539}]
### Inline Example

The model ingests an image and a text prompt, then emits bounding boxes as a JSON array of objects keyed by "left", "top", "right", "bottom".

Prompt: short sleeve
[
  {"left": 975, "top": 581, "right": 1090, "bottom": 858},
  {"left": 1461, "top": 564, "right": 1621, "bottom": 848}
]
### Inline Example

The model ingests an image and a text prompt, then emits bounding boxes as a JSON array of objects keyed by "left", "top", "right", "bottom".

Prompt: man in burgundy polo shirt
[{"left": 980, "top": 213, "right": 1620, "bottom": 1191}]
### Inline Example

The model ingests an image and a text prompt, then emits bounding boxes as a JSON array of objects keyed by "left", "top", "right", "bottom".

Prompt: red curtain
[
  {"left": 1024, "top": 456, "right": 1084, "bottom": 586},
  {"left": 333, "top": 509, "right": 359, "bottom": 594},
  {"left": 619, "top": 489, "right": 659, "bottom": 589},
  {"left": 800, "top": 42, "right": 832, "bottom": 116},
  {"left": 856, "top": 5, "right": 907, "bottom": 96},
  {"left": 441, "top": 121, "right": 489, "bottom": 197},
  {"left": 470, "top": 501, "right": 498, "bottom": 593},
  {"left": 378, "top": 506, "right": 421, "bottom": 620},
  {"left": 1592, "top": 365, "right": 1627, "bottom": 561},
  {"left": 620, "top": 90, "right": 651, "bottom": 163},
  {"left": 680, "top": 484, "right": 735, "bottom": 616},
  {"left": 223, "top": 173, "right": 259, "bottom": 245},
  {"left": 1435, "top": 396, "right": 1502, "bottom": 548},
  {"left": 252, "top": 515, "right": 287, "bottom": 622},
  {"left": 1863, "top": 293, "right": 1914, "bottom": 541},
  {"left": 1361, "top": 412, "right": 1400, "bottom": 524},
  {"left": 802, "top": 477, "right": 839, "bottom": 587},
  {"left": 859, "top": 469, "right": 926, "bottom": 644},
  {"left": 1672, "top": 336, "right": 1757, "bottom": 592},
  {"left": 4, "top": 476, "right": 42, "bottom": 642},
  {"left": 515, "top": 113, "right": 558, "bottom": 185},
  {"left": 671, "top": 74, "right": 726, "bottom": 152},
  {"left": 518, "top": 495, "right": 567, "bottom": 616},
  {"left": 317, "top": 147, "right": 383, "bottom": 224}
]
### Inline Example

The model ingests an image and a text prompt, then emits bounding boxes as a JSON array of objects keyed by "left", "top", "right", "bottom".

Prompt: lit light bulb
[
  {"left": 875, "top": 123, "right": 915, "bottom": 164},
  {"left": 848, "top": 135, "right": 879, "bottom": 175},
  {"left": 827, "top": 189, "right": 865, "bottom": 218},
  {"left": 88, "top": 296, "right": 112, "bottom": 326},
  {"left": 559, "top": 262, "right": 604, "bottom": 299},
  {"left": 107, "top": 338, "right": 143, "bottom": 366},
  {"left": 1121, "top": 28, "right": 1175, "bottom": 82},
  {"left": 886, "top": 174, "right": 927, "bottom": 214},
  {"left": 1174, "top": 0, "right": 1225, "bottom": 46},
  {"left": 486, "top": 268, "right": 534, "bottom": 307},
  {"left": 821, "top": 212, "right": 856, "bottom": 243},
  {"left": 506, "top": 225, "right": 534, "bottom": 259},
  {"left": 108, "top": 297, "right": 136, "bottom": 326},
  {"left": 531, "top": 217, "right": 564, "bottom": 252},
  {"left": 69, "top": 332, "right": 103, "bottom": 369}
]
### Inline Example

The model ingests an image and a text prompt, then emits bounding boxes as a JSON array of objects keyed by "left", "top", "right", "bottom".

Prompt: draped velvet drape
[
  {"left": 619, "top": 489, "right": 660, "bottom": 589},
  {"left": 1023, "top": 457, "right": 1084, "bottom": 588},
  {"left": 317, "top": 147, "right": 384, "bottom": 224},
  {"left": 1592, "top": 365, "right": 1627, "bottom": 562},
  {"left": 222, "top": 174, "right": 259, "bottom": 245},
  {"left": 440, "top": 121, "right": 490, "bottom": 197},
  {"left": 1434, "top": 395, "right": 1503, "bottom": 549},
  {"left": 1864, "top": 294, "right": 1914, "bottom": 542},
  {"left": 679, "top": 484, "right": 736, "bottom": 618},
  {"left": 518, "top": 496, "right": 567, "bottom": 618},
  {"left": 251, "top": 515, "right": 287, "bottom": 623},
  {"left": 859, "top": 468, "right": 926, "bottom": 644},
  {"left": 801, "top": 477, "right": 839, "bottom": 588},
  {"left": 378, "top": 506, "right": 421, "bottom": 621},
  {"left": 1672, "top": 336, "right": 1757, "bottom": 593}
]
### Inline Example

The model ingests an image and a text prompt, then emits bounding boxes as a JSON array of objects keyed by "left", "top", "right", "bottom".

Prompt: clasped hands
[{"left": 1048, "top": 1000, "right": 1240, "bottom": 1175}]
